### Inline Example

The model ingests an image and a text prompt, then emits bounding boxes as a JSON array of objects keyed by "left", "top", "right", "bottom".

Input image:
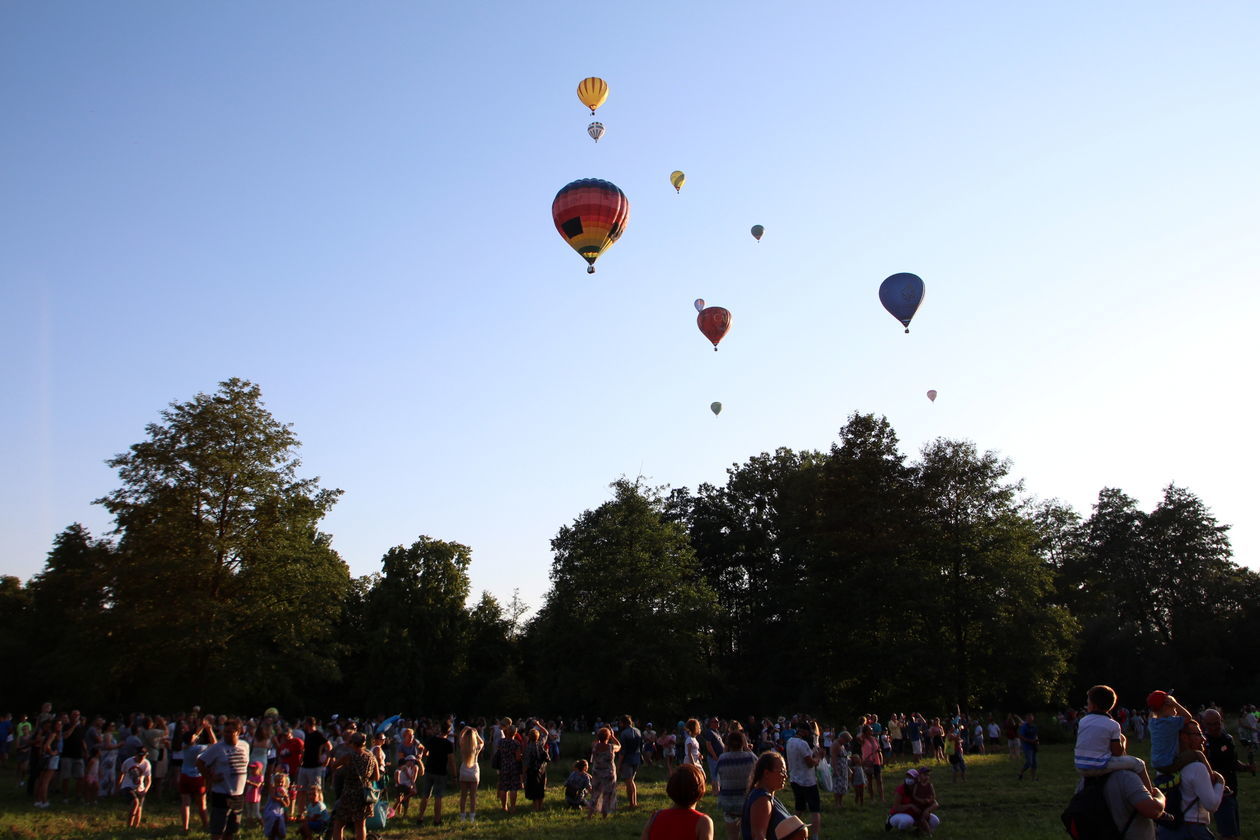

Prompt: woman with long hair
[
  {"left": 683, "top": 720, "right": 703, "bottom": 769},
  {"left": 34, "top": 719, "right": 62, "bottom": 808},
  {"left": 741, "top": 751, "right": 806, "bottom": 840},
  {"left": 587, "top": 726, "right": 621, "bottom": 819},
  {"left": 457, "top": 725, "right": 483, "bottom": 822}
]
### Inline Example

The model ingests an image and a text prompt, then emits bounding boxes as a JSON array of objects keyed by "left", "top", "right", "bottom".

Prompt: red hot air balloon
[
  {"left": 551, "top": 178, "right": 630, "bottom": 274},
  {"left": 697, "top": 306, "right": 732, "bottom": 350}
]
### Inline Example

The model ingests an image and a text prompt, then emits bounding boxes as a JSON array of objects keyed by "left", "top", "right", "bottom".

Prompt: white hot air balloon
[
  {"left": 926, "top": 390, "right": 938, "bottom": 402},
  {"left": 587, "top": 121, "right": 605, "bottom": 142}
]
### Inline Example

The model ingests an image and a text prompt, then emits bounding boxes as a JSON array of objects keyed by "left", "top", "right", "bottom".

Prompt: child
[
  {"left": 245, "top": 761, "right": 265, "bottom": 828},
  {"left": 851, "top": 758, "right": 867, "bottom": 806},
  {"left": 371, "top": 732, "right": 388, "bottom": 775},
  {"left": 298, "top": 785, "right": 329, "bottom": 840},
  {"left": 394, "top": 754, "right": 419, "bottom": 817},
  {"left": 564, "top": 759, "right": 592, "bottom": 809},
  {"left": 1147, "top": 690, "right": 1211, "bottom": 776},
  {"left": 909, "top": 767, "right": 939, "bottom": 834},
  {"left": 262, "top": 775, "right": 291, "bottom": 839},
  {"left": 270, "top": 766, "right": 292, "bottom": 819},
  {"left": 1075, "top": 685, "right": 1155, "bottom": 792},
  {"left": 948, "top": 728, "right": 966, "bottom": 782},
  {"left": 85, "top": 747, "right": 101, "bottom": 801}
]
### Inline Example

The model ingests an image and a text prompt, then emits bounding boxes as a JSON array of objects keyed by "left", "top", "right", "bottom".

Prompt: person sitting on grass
[
  {"left": 641, "top": 764, "right": 715, "bottom": 840},
  {"left": 565, "top": 759, "right": 593, "bottom": 809},
  {"left": 298, "top": 785, "right": 330, "bottom": 840},
  {"left": 887, "top": 767, "right": 941, "bottom": 834},
  {"left": 908, "top": 767, "right": 939, "bottom": 834}
]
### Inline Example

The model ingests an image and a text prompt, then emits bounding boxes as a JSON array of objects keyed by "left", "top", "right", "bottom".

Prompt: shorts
[
  {"left": 296, "top": 767, "right": 325, "bottom": 789},
  {"left": 717, "top": 794, "right": 744, "bottom": 822},
  {"left": 621, "top": 761, "right": 640, "bottom": 780},
  {"left": 790, "top": 782, "right": 820, "bottom": 813},
  {"left": 124, "top": 787, "right": 146, "bottom": 805},
  {"left": 458, "top": 765, "right": 479, "bottom": 784},
  {"left": 911, "top": 740, "right": 923, "bottom": 756},
  {"left": 60, "top": 757, "right": 85, "bottom": 780},
  {"left": 420, "top": 774, "right": 447, "bottom": 798},
  {"left": 209, "top": 791, "right": 244, "bottom": 837},
  {"left": 179, "top": 774, "right": 206, "bottom": 796}
]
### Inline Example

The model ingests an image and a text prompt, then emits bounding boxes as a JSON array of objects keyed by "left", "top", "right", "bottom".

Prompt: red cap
[{"left": 1146, "top": 690, "right": 1169, "bottom": 711}]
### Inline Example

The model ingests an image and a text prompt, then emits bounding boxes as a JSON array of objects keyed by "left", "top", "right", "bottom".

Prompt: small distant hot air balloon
[
  {"left": 697, "top": 306, "right": 732, "bottom": 350},
  {"left": 587, "top": 122, "right": 605, "bottom": 142},
  {"left": 552, "top": 178, "right": 630, "bottom": 274},
  {"left": 750, "top": 225, "right": 764, "bottom": 241},
  {"left": 711, "top": 402, "right": 722, "bottom": 416},
  {"left": 670, "top": 170, "right": 686, "bottom": 193},
  {"left": 879, "top": 272, "right": 926, "bottom": 333},
  {"left": 693, "top": 298, "right": 705, "bottom": 312},
  {"left": 577, "top": 77, "right": 608, "bottom": 114},
  {"left": 927, "top": 390, "right": 937, "bottom": 402}
]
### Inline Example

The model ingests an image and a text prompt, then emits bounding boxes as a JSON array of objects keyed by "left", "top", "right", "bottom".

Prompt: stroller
[{"left": 364, "top": 777, "right": 389, "bottom": 840}]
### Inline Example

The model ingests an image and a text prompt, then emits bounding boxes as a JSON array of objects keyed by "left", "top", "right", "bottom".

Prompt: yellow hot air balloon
[
  {"left": 577, "top": 77, "right": 608, "bottom": 114},
  {"left": 670, "top": 170, "right": 686, "bottom": 193}
]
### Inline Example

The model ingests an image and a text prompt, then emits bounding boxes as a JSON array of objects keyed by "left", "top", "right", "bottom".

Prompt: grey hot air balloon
[
  {"left": 750, "top": 224, "right": 764, "bottom": 241},
  {"left": 710, "top": 402, "right": 722, "bottom": 416},
  {"left": 587, "top": 121, "right": 605, "bottom": 142}
]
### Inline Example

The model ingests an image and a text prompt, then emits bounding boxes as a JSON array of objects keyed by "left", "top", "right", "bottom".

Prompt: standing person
[
  {"left": 947, "top": 727, "right": 967, "bottom": 782},
  {"left": 198, "top": 718, "right": 250, "bottom": 840},
  {"left": 829, "top": 732, "right": 853, "bottom": 809},
  {"left": 1201, "top": 709, "right": 1251, "bottom": 840},
  {"left": 524, "top": 726, "right": 550, "bottom": 812},
  {"left": 98, "top": 721, "right": 119, "bottom": 799},
  {"left": 457, "top": 724, "right": 483, "bottom": 822},
  {"left": 416, "top": 721, "right": 454, "bottom": 827},
  {"left": 496, "top": 724, "right": 524, "bottom": 813},
  {"left": 33, "top": 719, "right": 62, "bottom": 808},
  {"left": 296, "top": 718, "right": 328, "bottom": 815},
  {"left": 682, "top": 720, "right": 703, "bottom": 770},
  {"left": 180, "top": 717, "right": 216, "bottom": 834},
  {"left": 59, "top": 710, "right": 86, "bottom": 803},
  {"left": 858, "top": 724, "right": 885, "bottom": 803},
  {"left": 1005, "top": 714, "right": 1022, "bottom": 760},
  {"left": 1156, "top": 718, "right": 1224, "bottom": 840},
  {"left": 328, "top": 732, "right": 380, "bottom": 840},
  {"left": 741, "top": 751, "right": 805, "bottom": 840},
  {"left": 1017, "top": 714, "right": 1040, "bottom": 781},
  {"left": 715, "top": 730, "right": 755, "bottom": 840},
  {"left": 641, "top": 764, "right": 715, "bottom": 840},
  {"left": 659, "top": 728, "right": 678, "bottom": 776},
  {"left": 117, "top": 745, "right": 152, "bottom": 828},
  {"left": 619, "top": 715, "right": 644, "bottom": 809},
  {"left": 587, "top": 726, "right": 621, "bottom": 819},
  {"left": 703, "top": 718, "right": 725, "bottom": 794},
  {"left": 786, "top": 722, "right": 821, "bottom": 840}
]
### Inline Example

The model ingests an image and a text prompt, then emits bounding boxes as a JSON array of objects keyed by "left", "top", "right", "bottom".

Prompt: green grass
[{"left": 3, "top": 746, "right": 1258, "bottom": 839}]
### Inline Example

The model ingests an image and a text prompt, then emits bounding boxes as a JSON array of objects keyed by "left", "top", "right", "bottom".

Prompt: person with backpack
[{"left": 1064, "top": 747, "right": 1165, "bottom": 840}]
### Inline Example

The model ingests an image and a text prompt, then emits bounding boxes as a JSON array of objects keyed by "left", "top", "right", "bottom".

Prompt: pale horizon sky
[{"left": 4, "top": 1, "right": 1257, "bottom": 612}]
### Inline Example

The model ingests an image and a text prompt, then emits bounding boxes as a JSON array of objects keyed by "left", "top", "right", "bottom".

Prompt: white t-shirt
[
  {"left": 683, "top": 735, "right": 701, "bottom": 767},
  {"left": 119, "top": 756, "right": 151, "bottom": 792},
  {"left": 200, "top": 740, "right": 250, "bottom": 795},
  {"left": 786, "top": 736, "right": 816, "bottom": 787},
  {"left": 987, "top": 723, "right": 1001, "bottom": 739},
  {"left": 1178, "top": 761, "right": 1224, "bottom": 825},
  {"left": 1074, "top": 713, "right": 1121, "bottom": 770}
]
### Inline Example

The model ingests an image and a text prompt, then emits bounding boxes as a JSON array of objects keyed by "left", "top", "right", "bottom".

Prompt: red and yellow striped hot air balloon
[{"left": 551, "top": 178, "right": 630, "bottom": 274}]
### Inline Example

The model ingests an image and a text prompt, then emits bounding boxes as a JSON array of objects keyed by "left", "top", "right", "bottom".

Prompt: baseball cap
[{"left": 1147, "top": 690, "right": 1170, "bottom": 711}]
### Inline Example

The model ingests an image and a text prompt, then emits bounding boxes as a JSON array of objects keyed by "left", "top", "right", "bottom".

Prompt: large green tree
[
  {"left": 526, "top": 479, "right": 718, "bottom": 717},
  {"left": 96, "top": 378, "right": 349, "bottom": 708}
]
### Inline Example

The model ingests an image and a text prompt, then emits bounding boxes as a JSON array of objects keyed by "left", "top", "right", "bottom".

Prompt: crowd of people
[{"left": 2, "top": 698, "right": 1256, "bottom": 839}]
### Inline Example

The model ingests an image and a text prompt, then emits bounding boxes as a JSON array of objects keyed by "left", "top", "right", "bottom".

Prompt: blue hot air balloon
[{"left": 879, "top": 273, "right": 925, "bottom": 333}]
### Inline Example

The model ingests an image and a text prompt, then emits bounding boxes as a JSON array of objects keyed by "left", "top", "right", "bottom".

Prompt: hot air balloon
[
  {"left": 750, "top": 225, "right": 764, "bottom": 241},
  {"left": 697, "top": 306, "right": 732, "bottom": 350},
  {"left": 670, "top": 170, "right": 686, "bottom": 193},
  {"left": 693, "top": 298, "right": 705, "bottom": 312},
  {"left": 587, "top": 121, "right": 605, "bottom": 142},
  {"left": 711, "top": 401, "right": 722, "bottom": 416},
  {"left": 927, "top": 390, "right": 937, "bottom": 402},
  {"left": 552, "top": 179, "right": 629, "bottom": 274},
  {"left": 879, "top": 272, "right": 926, "bottom": 333},
  {"left": 577, "top": 77, "right": 608, "bottom": 114}
]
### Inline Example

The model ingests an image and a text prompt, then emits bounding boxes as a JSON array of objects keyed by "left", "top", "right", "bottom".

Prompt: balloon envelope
[
  {"left": 552, "top": 178, "right": 630, "bottom": 273},
  {"left": 694, "top": 298, "right": 705, "bottom": 312},
  {"left": 711, "top": 402, "right": 722, "bottom": 416},
  {"left": 927, "top": 390, "right": 937, "bottom": 402},
  {"left": 587, "top": 121, "right": 605, "bottom": 142},
  {"left": 879, "top": 272, "right": 926, "bottom": 332},
  {"left": 750, "top": 224, "right": 764, "bottom": 241},
  {"left": 670, "top": 170, "right": 686, "bottom": 192},
  {"left": 577, "top": 77, "right": 608, "bottom": 114},
  {"left": 697, "top": 306, "right": 732, "bottom": 350}
]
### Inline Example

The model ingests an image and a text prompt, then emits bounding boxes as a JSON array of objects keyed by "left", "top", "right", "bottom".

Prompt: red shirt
[
  {"left": 649, "top": 807, "right": 707, "bottom": 840},
  {"left": 277, "top": 736, "right": 304, "bottom": 775}
]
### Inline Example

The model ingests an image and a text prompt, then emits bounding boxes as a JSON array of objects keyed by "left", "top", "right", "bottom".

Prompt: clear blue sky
[{"left": 4, "top": 1, "right": 1258, "bottom": 612}]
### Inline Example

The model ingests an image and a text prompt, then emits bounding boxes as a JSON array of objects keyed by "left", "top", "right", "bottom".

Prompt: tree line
[{"left": 1, "top": 379, "right": 1253, "bottom": 721}]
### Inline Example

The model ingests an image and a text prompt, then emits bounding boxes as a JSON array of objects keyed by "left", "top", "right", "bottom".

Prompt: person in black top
[
  {"left": 1202, "top": 708, "right": 1252, "bottom": 840},
  {"left": 417, "top": 722, "right": 455, "bottom": 827},
  {"left": 60, "top": 711, "right": 86, "bottom": 802}
]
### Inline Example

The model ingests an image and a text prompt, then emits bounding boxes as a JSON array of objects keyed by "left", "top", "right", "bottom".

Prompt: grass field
[{"left": 3, "top": 744, "right": 1258, "bottom": 839}]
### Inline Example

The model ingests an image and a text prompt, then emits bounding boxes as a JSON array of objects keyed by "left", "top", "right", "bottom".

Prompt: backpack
[
  {"left": 1153, "top": 772, "right": 1198, "bottom": 831},
  {"left": 1061, "top": 775, "right": 1136, "bottom": 839}
]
